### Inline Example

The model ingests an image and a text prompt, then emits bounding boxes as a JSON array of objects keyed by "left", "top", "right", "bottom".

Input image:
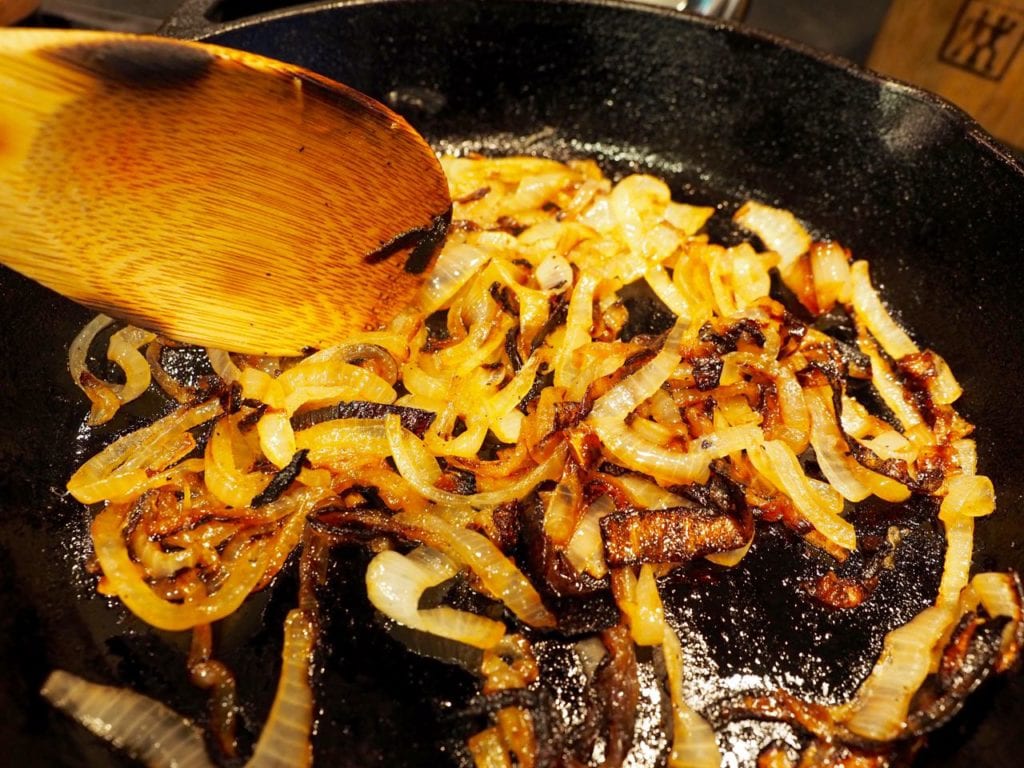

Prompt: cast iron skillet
[{"left": 2, "top": 1, "right": 1024, "bottom": 766}]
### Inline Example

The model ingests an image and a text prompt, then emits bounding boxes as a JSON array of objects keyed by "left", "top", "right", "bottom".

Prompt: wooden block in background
[{"left": 869, "top": 0, "right": 1024, "bottom": 149}]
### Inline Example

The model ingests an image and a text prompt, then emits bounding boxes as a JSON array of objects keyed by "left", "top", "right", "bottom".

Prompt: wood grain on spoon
[{"left": 0, "top": 29, "right": 451, "bottom": 355}]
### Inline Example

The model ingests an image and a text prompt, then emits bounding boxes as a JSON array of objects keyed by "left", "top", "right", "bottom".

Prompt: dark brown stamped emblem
[{"left": 939, "top": 0, "right": 1024, "bottom": 80}]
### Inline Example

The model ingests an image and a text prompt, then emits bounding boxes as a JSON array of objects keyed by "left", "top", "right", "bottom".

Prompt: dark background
[{"left": 35, "top": 0, "right": 893, "bottom": 61}]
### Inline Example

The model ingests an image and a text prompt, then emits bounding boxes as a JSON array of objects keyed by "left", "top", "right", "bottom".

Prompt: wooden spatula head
[{"left": 0, "top": 29, "right": 451, "bottom": 355}]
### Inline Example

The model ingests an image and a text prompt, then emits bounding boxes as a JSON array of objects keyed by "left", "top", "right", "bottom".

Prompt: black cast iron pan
[{"left": 2, "top": 1, "right": 1024, "bottom": 766}]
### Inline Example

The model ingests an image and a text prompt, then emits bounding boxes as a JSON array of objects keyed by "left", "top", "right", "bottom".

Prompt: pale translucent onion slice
[
  {"left": 805, "top": 387, "right": 872, "bottom": 503},
  {"left": 611, "top": 474, "right": 690, "bottom": 510},
  {"left": 662, "top": 624, "right": 722, "bottom": 768},
  {"left": 366, "top": 547, "right": 505, "bottom": 649},
  {"left": 733, "top": 200, "right": 811, "bottom": 271},
  {"left": 467, "top": 726, "right": 514, "bottom": 768},
  {"left": 484, "top": 355, "right": 543, "bottom": 443},
  {"left": 970, "top": 571, "right": 1024, "bottom": 669},
  {"left": 68, "top": 314, "right": 121, "bottom": 425},
  {"left": 295, "top": 418, "right": 390, "bottom": 469},
  {"left": 207, "top": 348, "right": 242, "bottom": 384},
  {"left": 238, "top": 366, "right": 286, "bottom": 410},
  {"left": 924, "top": 352, "right": 963, "bottom": 405},
  {"left": 246, "top": 609, "right": 318, "bottom": 768},
  {"left": 68, "top": 318, "right": 157, "bottom": 425},
  {"left": 41, "top": 670, "right": 214, "bottom": 768},
  {"left": 204, "top": 415, "right": 272, "bottom": 508},
  {"left": 385, "top": 414, "right": 565, "bottom": 508},
  {"left": 108, "top": 326, "right": 158, "bottom": 403},
  {"left": 645, "top": 263, "right": 692, "bottom": 321},
  {"left": 703, "top": 536, "right": 753, "bottom": 568},
  {"left": 860, "top": 340, "right": 926, "bottom": 435},
  {"left": 396, "top": 509, "right": 556, "bottom": 629},
  {"left": 130, "top": 521, "right": 213, "bottom": 580},
  {"left": 664, "top": 202, "right": 714, "bottom": 236},
  {"left": 594, "top": 417, "right": 762, "bottom": 486},
  {"left": 809, "top": 240, "right": 851, "bottom": 311},
  {"left": 972, "top": 572, "right": 1023, "bottom": 622},
  {"left": 257, "top": 411, "right": 297, "bottom": 470},
  {"left": 68, "top": 399, "right": 222, "bottom": 504},
  {"left": 421, "top": 242, "right": 492, "bottom": 313},
  {"left": 542, "top": 471, "right": 583, "bottom": 546},
  {"left": 565, "top": 495, "right": 615, "bottom": 578},
  {"left": 849, "top": 260, "right": 918, "bottom": 361},
  {"left": 589, "top": 318, "right": 686, "bottom": 420},
  {"left": 279, "top": 357, "right": 396, "bottom": 414},
  {"left": 535, "top": 252, "right": 573, "bottom": 291},
  {"left": 937, "top": 515, "right": 975, "bottom": 607},
  {"left": 732, "top": 351, "right": 808, "bottom": 452},
  {"left": 552, "top": 271, "right": 599, "bottom": 388},
  {"left": 609, "top": 174, "right": 671, "bottom": 248},
  {"left": 940, "top": 474, "right": 996, "bottom": 522},
  {"left": 841, "top": 603, "right": 956, "bottom": 741},
  {"left": 611, "top": 565, "right": 666, "bottom": 646},
  {"left": 840, "top": 515, "right": 973, "bottom": 741},
  {"left": 824, "top": 415, "right": 912, "bottom": 503}
]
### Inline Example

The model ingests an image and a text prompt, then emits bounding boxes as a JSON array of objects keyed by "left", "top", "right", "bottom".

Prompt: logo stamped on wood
[{"left": 940, "top": 0, "right": 1024, "bottom": 80}]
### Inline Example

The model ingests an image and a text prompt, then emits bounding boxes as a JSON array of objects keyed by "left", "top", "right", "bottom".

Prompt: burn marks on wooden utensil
[{"left": 40, "top": 37, "right": 214, "bottom": 89}]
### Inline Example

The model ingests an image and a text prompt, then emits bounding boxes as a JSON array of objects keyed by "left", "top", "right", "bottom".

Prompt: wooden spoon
[{"left": 0, "top": 29, "right": 451, "bottom": 356}]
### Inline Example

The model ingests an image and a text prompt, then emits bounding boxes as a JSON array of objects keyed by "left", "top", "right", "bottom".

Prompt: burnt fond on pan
[{"left": 2, "top": 1, "right": 1024, "bottom": 766}]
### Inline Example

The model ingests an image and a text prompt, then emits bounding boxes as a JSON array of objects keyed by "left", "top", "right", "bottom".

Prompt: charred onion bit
[
  {"left": 251, "top": 448, "right": 309, "bottom": 507},
  {"left": 904, "top": 614, "right": 1009, "bottom": 736},
  {"left": 569, "top": 626, "right": 640, "bottom": 767},
  {"left": 290, "top": 400, "right": 435, "bottom": 435}
]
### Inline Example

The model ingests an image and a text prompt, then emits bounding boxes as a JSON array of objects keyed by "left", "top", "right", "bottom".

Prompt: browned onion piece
[
  {"left": 59, "top": 155, "right": 1019, "bottom": 767},
  {"left": 600, "top": 503, "right": 751, "bottom": 568},
  {"left": 570, "top": 625, "right": 639, "bottom": 768},
  {"left": 519, "top": 496, "right": 608, "bottom": 599},
  {"left": 846, "top": 438, "right": 924, "bottom": 491},
  {"left": 802, "top": 570, "right": 877, "bottom": 610},
  {"left": 903, "top": 613, "right": 1013, "bottom": 738},
  {"left": 188, "top": 624, "right": 238, "bottom": 759}
]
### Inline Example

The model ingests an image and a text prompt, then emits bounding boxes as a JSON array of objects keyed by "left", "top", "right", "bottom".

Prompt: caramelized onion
[
  {"left": 601, "top": 505, "right": 749, "bottom": 567},
  {"left": 396, "top": 509, "right": 556, "bottom": 628},
  {"left": 57, "top": 154, "right": 1014, "bottom": 767},
  {"left": 839, "top": 515, "right": 974, "bottom": 741},
  {"left": 68, "top": 399, "right": 222, "bottom": 504},
  {"left": 748, "top": 440, "right": 855, "bottom": 552},
  {"left": 92, "top": 503, "right": 267, "bottom": 631}
]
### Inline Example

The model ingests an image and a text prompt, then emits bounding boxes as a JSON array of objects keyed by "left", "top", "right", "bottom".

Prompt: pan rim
[{"left": 158, "top": 0, "right": 1024, "bottom": 179}]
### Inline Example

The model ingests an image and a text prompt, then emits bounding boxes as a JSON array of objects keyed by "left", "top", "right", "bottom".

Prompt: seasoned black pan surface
[{"left": 2, "top": 1, "right": 1024, "bottom": 766}]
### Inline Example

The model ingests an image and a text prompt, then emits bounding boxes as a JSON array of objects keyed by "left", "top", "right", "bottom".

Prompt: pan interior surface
[{"left": 2, "top": 1, "right": 1023, "bottom": 767}]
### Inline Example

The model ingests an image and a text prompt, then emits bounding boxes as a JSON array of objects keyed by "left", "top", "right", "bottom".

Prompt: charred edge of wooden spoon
[
  {"left": 365, "top": 207, "right": 453, "bottom": 274},
  {"left": 39, "top": 38, "right": 214, "bottom": 89}
]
